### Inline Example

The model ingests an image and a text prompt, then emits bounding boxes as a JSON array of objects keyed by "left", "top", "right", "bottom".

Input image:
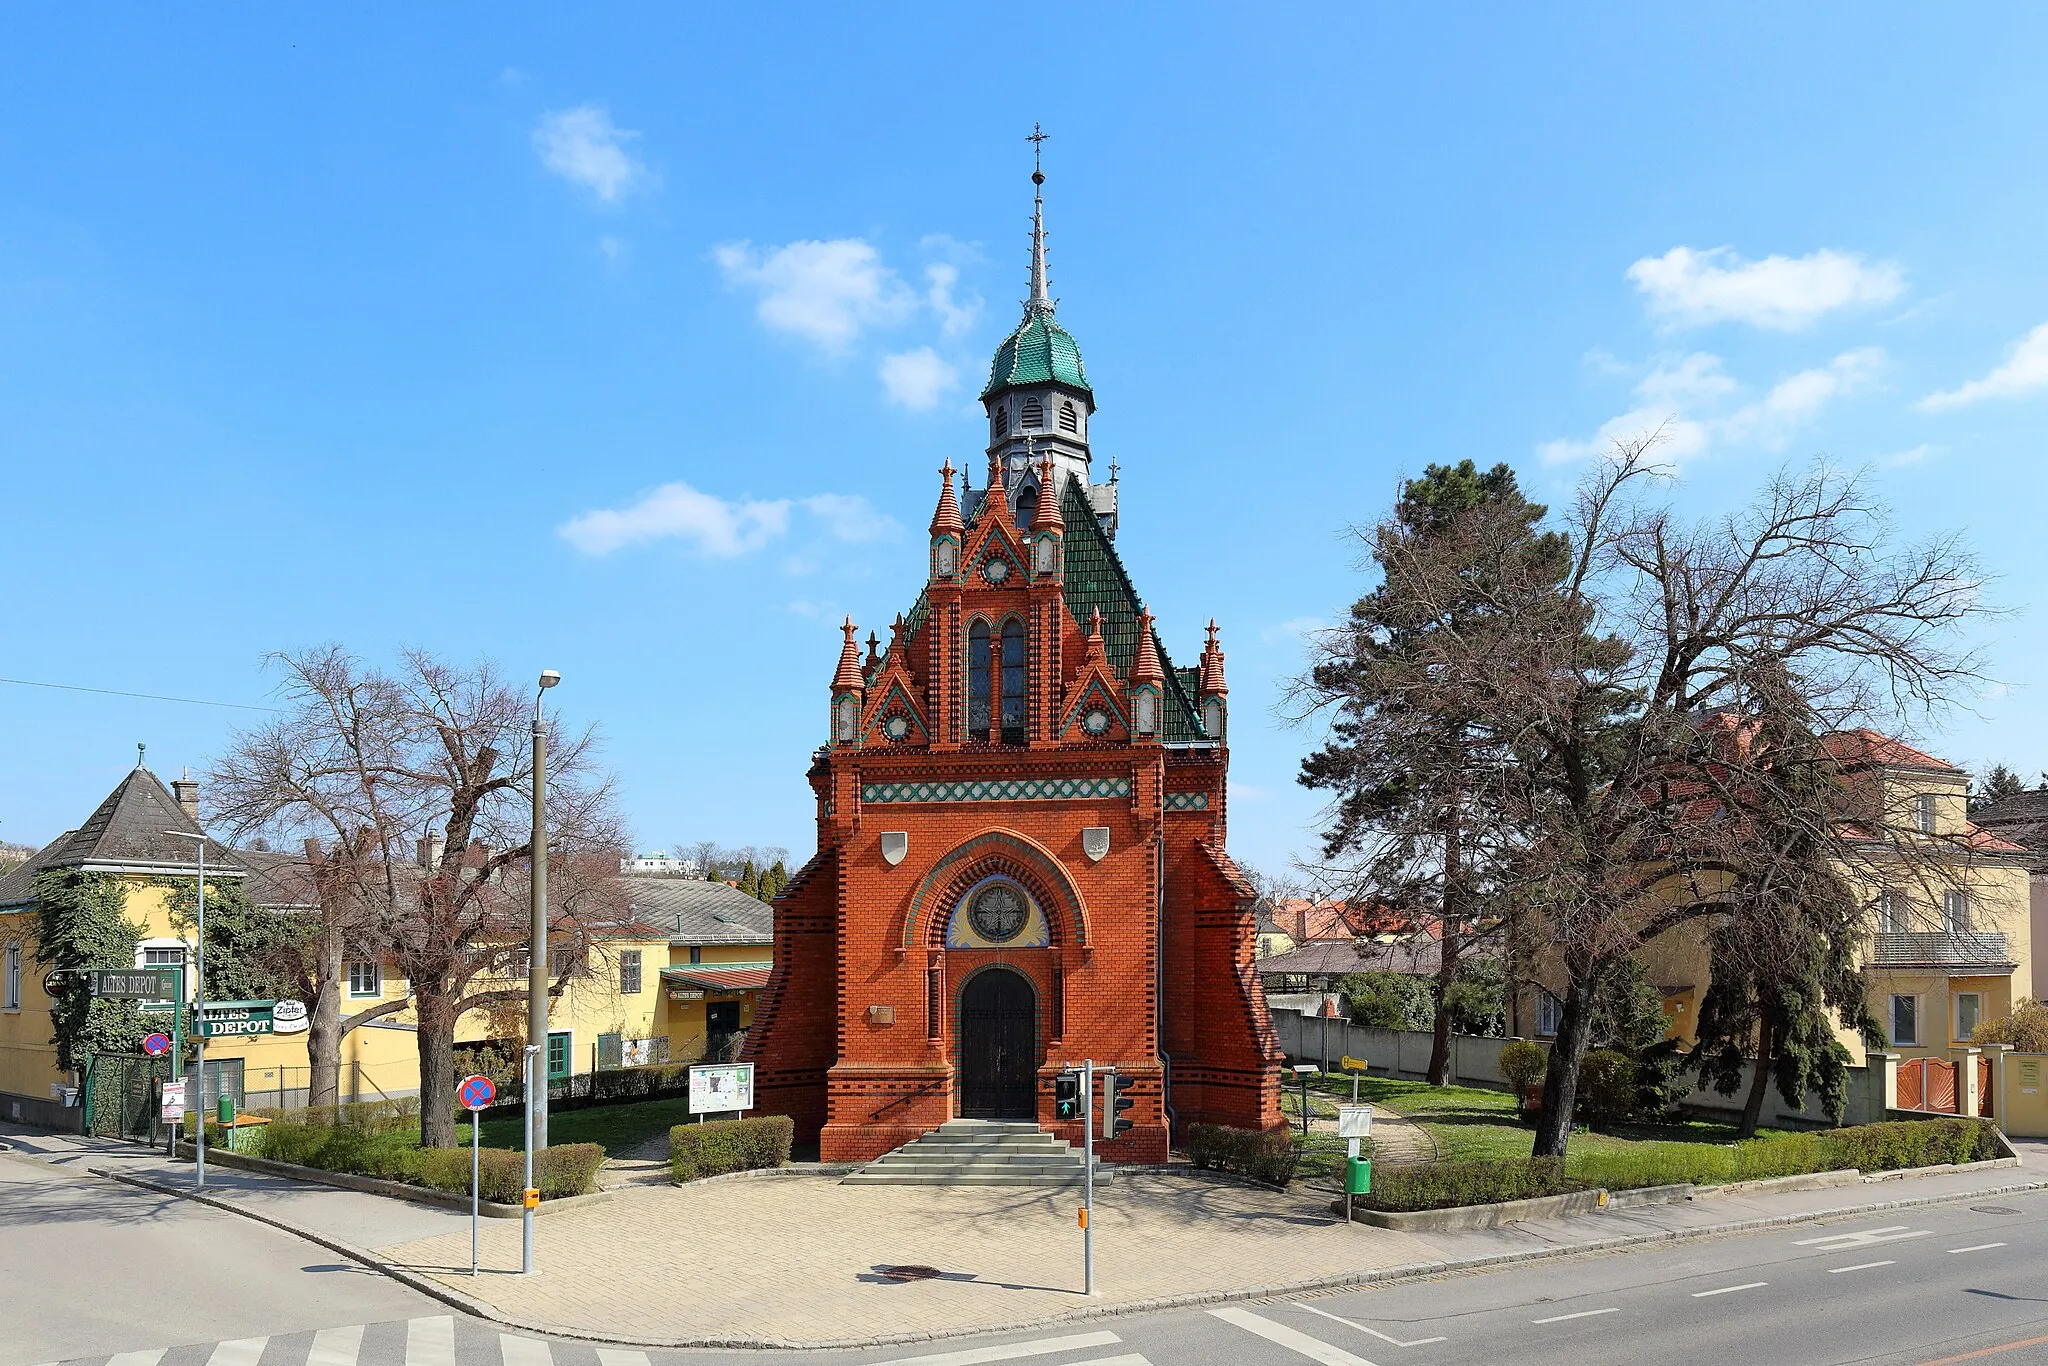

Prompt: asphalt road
[{"left": 15, "top": 1154, "right": 2048, "bottom": 1366}]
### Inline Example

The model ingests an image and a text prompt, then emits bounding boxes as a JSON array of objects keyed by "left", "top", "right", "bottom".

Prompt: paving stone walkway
[{"left": 375, "top": 1168, "right": 1434, "bottom": 1344}]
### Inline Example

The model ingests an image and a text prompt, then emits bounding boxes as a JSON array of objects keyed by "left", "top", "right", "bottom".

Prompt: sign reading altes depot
[{"left": 194, "top": 1000, "right": 276, "bottom": 1038}]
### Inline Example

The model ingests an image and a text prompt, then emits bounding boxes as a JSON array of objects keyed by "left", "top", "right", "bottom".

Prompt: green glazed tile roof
[{"left": 981, "top": 309, "right": 1092, "bottom": 400}]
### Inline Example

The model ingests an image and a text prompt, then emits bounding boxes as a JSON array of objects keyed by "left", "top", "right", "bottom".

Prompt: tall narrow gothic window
[
  {"left": 1058, "top": 401, "right": 1078, "bottom": 433},
  {"left": 968, "top": 621, "right": 992, "bottom": 740},
  {"left": 1021, "top": 397, "right": 1043, "bottom": 429},
  {"left": 1000, "top": 620, "right": 1027, "bottom": 744},
  {"left": 1014, "top": 484, "right": 1037, "bottom": 527}
]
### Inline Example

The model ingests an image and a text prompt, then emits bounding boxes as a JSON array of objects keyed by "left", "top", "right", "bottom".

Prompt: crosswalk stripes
[
  {"left": 206, "top": 1339, "right": 268, "bottom": 1366},
  {"left": 105, "top": 1351, "right": 168, "bottom": 1366},
  {"left": 405, "top": 1319, "right": 454, "bottom": 1366},
  {"left": 593, "top": 1350, "right": 649, "bottom": 1366},
  {"left": 307, "top": 1325, "right": 364, "bottom": 1366},
  {"left": 498, "top": 1336, "right": 552, "bottom": 1366},
  {"left": 1208, "top": 1307, "right": 1379, "bottom": 1366}
]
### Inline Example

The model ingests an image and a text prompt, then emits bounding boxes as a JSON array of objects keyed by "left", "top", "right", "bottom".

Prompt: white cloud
[
  {"left": 785, "top": 599, "right": 835, "bottom": 621},
  {"left": 713, "top": 238, "right": 916, "bottom": 350},
  {"left": 558, "top": 482, "right": 789, "bottom": 557},
  {"left": 923, "top": 263, "right": 981, "bottom": 339},
  {"left": 560, "top": 484, "right": 900, "bottom": 558},
  {"left": 802, "top": 494, "right": 900, "bottom": 543},
  {"left": 1918, "top": 322, "right": 2048, "bottom": 411},
  {"left": 532, "top": 106, "right": 645, "bottom": 203},
  {"left": 1627, "top": 246, "right": 1904, "bottom": 331},
  {"left": 1879, "top": 443, "right": 1938, "bottom": 468},
  {"left": 1540, "top": 349, "right": 1879, "bottom": 466},
  {"left": 878, "top": 348, "right": 958, "bottom": 411},
  {"left": 1719, "top": 347, "right": 1884, "bottom": 450}
]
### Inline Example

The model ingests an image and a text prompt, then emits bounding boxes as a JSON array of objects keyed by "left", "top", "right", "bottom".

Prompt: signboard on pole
[
  {"left": 142, "top": 1032, "right": 173, "bottom": 1057},
  {"left": 459, "top": 1074, "right": 497, "bottom": 1112},
  {"left": 161, "top": 1079, "right": 187, "bottom": 1123},
  {"left": 1337, "top": 1104, "right": 1374, "bottom": 1139},
  {"left": 195, "top": 1001, "right": 276, "bottom": 1038},
  {"left": 688, "top": 1062, "right": 754, "bottom": 1114},
  {"left": 92, "top": 968, "right": 179, "bottom": 998},
  {"left": 270, "top": 1000, "right": 309, "bottom": 1035}
]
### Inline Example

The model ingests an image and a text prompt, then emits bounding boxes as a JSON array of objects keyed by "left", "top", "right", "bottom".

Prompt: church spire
[{"left": 1026, "top": 123, "right": 1052, "bottom": 315}]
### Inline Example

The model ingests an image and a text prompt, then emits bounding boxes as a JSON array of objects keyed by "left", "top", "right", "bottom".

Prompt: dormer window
[
  {"left": 1021, "top": 397, "right": 1043, "bottom": 429},
  {"left": 1059, "top": 401, "right": 1078, "bottom": 433},
  {"left": 1914, "top": 793, "right": 1938, "bottom": 834}
]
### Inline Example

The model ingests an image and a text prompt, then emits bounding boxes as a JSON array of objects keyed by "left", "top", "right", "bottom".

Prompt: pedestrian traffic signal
[
  {"left": 1105, "top": 1070, "right": 1134, "bottom": 1139},
  {"left": 1055, "top": 1070, "right": 1080, "bottom": 1120}
]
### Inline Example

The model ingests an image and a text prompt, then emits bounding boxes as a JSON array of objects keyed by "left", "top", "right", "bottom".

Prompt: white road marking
[
  {"left": 1691, "top": 1282, "right": 1768, "bottom": 1298},
  {"left": 870, "top": 1332, "right": 1125, "bottom": 1366},
  {"left": 308, "top": 1325, "right": 364, "bottom": 1366},
  {"left": 106, "top": 1353, "right": 168, "bottom": 1366},
  {"left": 1209, "top": 1306, "right": 1380, "bottom": 1365},
  {"left": 498, "top": 1336, "right": 553, "bottom": 1366},
  {"left": 1531, "top": 1308, "right": 1618, "bottom": 1325},
  {"left": 206, "top": 1339, "right": 268, "bottom": 1366},
  {"left": 1793, "top": 1225, "right": 1930, "bottom": 1250},
  {"left": 1066, "top": 1358, "right": 1150, "bottom": 1366},
  {"left": 1293, "top": 1300, "right": 1447, "bottom": 1347},
  {"left": 1828, "top": 1260, "right": 1897, "bottom": 1274},
  {"left": 406, "top": 1317, "right": 455, "bottom": 1366},
  {"left": 1950, "top": 1242, "right": 2009, "bottom": 1254},
  {"left": 596, "top": 1352, "right": 650, "bottom": 1366}
]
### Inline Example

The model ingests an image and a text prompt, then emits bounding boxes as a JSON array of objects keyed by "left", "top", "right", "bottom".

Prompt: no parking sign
[{"left": 459, "top": 1074, "right": 496, "bottom": 1111}]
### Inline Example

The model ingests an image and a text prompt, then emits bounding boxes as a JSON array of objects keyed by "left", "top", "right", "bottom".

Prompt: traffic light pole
[{"left": 1081, "top": 1059, "right": 1094, "bottom": 1297}]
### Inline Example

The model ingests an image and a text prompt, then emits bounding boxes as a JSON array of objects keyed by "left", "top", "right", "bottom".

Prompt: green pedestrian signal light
[
  {"left": 1106, "top": 1072, "right": 1135, "bottom": 1139},
  {"left": 1055, "top": 1070, "right": 1080, "bottom": 1120}
]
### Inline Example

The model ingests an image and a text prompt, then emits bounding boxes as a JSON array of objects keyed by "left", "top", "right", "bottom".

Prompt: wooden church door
[{"left": 959, "top": 968, "right": 1037, "bottom": 1119}]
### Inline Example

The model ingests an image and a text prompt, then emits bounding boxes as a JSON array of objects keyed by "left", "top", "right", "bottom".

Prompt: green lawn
[
  {"left": 460, "top": 1097, "right": 694, "bottom": 1158},
  {"left": 1281, "top": 1073, "right": 1782, "bottom": 1190}
]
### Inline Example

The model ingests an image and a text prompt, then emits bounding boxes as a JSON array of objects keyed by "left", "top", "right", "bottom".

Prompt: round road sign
[
  {"left": 459, "top": 1074, "right": 497, "bottom": 1111},
  {"left": 142, "top": 1032, "right": 173, "bottom": 1057}
]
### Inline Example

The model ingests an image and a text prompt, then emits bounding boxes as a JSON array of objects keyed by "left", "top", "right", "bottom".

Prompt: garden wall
[{"left": 1270, "top": 1008, "right": 1890, "bottom": 1127}]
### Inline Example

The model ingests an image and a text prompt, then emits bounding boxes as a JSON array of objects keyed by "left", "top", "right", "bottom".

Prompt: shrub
[
  {"left": 1575, "top": 1049, "right": 1638, "bottom": 1130},
  {"left": 1499, "top": 1041, "right": 1547, "bottom": 1093},
  {"left": 1341, "top": 972, "right": 1434, "bottom": 1031},
  {"left": 669, "top": 1116, "right": 794, "bottom": 1183},
  {"left": 1966, "top": 999, "right": 2048, "bottom": 1052},
  {"left": 1184, "top": 1122, "right": 1301, "bottom": 1186},
  {"left": 1359, "top": 1157, "right": 1569, "bottom": 1212},
  {"left": 1729, "top": 1131, "right": 1831, "bottom": 1181},
  {"left": 1823, "top": 1117, "right": 1999, "bottom": 1171},
  {"left": 1569, "top": 1142, "right": 1733, "bottom": 1191}
]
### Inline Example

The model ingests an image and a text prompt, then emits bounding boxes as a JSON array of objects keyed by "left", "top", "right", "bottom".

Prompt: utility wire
[{"left": 0, "top": 675, "right": 280, "bottom": 713}]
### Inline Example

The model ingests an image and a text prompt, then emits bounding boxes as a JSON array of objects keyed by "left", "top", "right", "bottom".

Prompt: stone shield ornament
[
  {"left": 1082, "top": 827, "right": 1111, "bottom": 863},
  {"left": 881, "top": 831, "right": 909, "bottom": 866}
]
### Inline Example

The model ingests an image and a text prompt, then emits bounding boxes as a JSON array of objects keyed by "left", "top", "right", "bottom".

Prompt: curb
[
  {"left": 65, "top": 1151, "right": 2048, "bottom": 1352},
  {"left": 168, "top": 1142, "right": 613, "bottom": 1218}
]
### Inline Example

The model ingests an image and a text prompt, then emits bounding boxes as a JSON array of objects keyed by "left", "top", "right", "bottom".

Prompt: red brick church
[{"left": 743, "top": 153, "right": 1283, "bottom": 1163}]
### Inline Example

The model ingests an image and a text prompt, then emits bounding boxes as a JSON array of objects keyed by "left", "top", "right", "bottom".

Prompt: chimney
[
  {"left": 172, "top": 769, "right": 200, "bottom": 821},
  {"left": 418, "top": 828, "right": 446, "bottom": 870}
]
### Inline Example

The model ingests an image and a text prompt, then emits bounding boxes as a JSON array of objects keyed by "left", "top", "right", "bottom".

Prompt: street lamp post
[
  {"left": 161, "top": 829, "right": 210, "bottom": 1190},
  {"left": 528, "top": 670, "right": 559, "bottom": 1160}
]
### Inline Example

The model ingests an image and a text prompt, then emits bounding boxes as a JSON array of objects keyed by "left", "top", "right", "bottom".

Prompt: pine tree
[
  {"left": 736, "top": 861, "right": 760, "bottom": 899},
  {"left": 1973, "top": 763, "right": 2031, "bottom": 811},
  {"left": 1297, "top": 460, "right": 1569, "bottom": 1085},
  {"left": 764, "top": 859, "right": 789, "bottom": 900}
]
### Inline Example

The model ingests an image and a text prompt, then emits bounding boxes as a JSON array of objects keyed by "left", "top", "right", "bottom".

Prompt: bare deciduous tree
[{"left": 210, "top": 647, "right": 626, "bottom": 1145}]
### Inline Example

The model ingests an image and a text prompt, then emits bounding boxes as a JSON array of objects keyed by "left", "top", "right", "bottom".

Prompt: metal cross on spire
[{"left": 1026, "top": 123, "right": 1052, "bottom": 313}]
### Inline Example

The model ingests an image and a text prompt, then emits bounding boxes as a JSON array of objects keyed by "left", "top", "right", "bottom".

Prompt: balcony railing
[{"left": 1871, "top": 931, "right": 2012, "bottom": 967}]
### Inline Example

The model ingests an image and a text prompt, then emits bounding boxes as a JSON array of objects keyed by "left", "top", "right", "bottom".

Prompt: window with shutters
[
  {"left": 1058, "top": 401, "right": 1077, "bottom": 433},
  {"left": 992, "top": 405, "right": 1008, "bottom": 438},
  {"left": 1021, "top": 397, "right": 1043, "bottom": 429}
]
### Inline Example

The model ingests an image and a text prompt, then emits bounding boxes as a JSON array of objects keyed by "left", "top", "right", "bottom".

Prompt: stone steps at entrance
[{"left": 841, "top": 1119, "right": 1116, "bottom": 1186}]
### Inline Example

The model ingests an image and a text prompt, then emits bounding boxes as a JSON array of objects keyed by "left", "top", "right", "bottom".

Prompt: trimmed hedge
[
  {"left": 1355, "top": 1117, "right": 2001, "bottom": 1212},
  {"left": 1184, "top": 1122, "right": 1300, "bottom": 1187},
  {"left": 669, "top": 1115, "right": 794, "bottom": 1182},
  {"left": 1498, "top": 1041, "right": 1547, "bottom": 1093},
  {"left": 253, "top": 1118, "right": 603, "bottom": 1201},
  {"left": 1360, "top": 1157, "right": 1568, "bottom": 1212}
]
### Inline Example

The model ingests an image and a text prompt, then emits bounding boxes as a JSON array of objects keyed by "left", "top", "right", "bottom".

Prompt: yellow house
[
  {"left": 1515, "top": 731, "right": 2033, "bottom": 1071},
  {"left": 0, "top": 763, "right": 730, "bottom": 1129},
  {"left": 617, "top": 877, "right": 775, "bottom": 1063}
]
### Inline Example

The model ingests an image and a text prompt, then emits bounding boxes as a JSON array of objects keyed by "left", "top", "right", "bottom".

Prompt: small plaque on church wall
[
  {"left": 881, "top": 831, "right": 909, "bottom": 865},
  {"left": 1082, "top": 827, "right": 1111, "bottom": 862},
  {"left": 867, "top": 1004, "right": 896, "bottom": 1025}
]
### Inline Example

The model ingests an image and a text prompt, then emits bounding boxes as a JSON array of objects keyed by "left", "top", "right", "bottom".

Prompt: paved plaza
[{"left": 376, "top": 1169, "right": 1432, "bottom": 1344}]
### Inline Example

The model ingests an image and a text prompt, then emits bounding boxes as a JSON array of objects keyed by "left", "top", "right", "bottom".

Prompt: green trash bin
[
  {"left": 1345, "top": 1155, "right": 1371, "bottom": 1195},
  {"left": 218, "top": 1093, "right": 236, "bottom": 1150}
]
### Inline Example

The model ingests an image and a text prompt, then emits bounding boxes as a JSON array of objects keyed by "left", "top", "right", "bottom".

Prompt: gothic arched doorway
[{"left": 958, "top": 967, "right": 1037, "bottom": 1119}]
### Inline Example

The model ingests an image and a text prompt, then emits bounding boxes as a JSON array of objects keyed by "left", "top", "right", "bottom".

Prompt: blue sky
[{"left": 5, "top": 8, "right": 2047, "bottom": 876}]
